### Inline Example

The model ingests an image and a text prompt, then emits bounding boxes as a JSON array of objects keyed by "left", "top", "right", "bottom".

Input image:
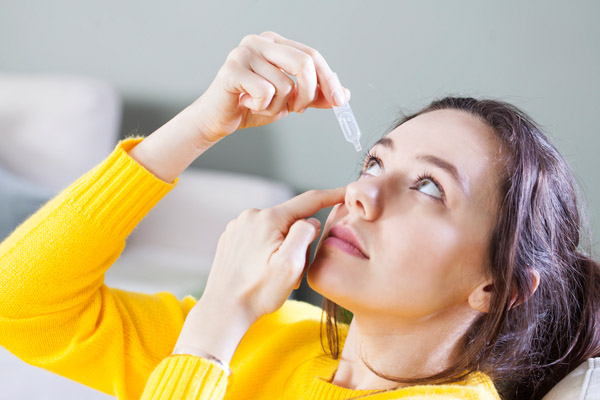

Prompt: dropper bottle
[{"left": 331, "top": 73, "right": 362, "bottom": 152}]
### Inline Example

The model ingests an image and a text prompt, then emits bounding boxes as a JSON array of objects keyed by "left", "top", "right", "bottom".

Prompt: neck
[{"left": 331, "top": 305, "right": 477, "bottom": 391}]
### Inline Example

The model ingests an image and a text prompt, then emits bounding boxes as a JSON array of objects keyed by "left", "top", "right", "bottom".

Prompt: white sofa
[{"left": 0, "top": 74, "right": 598, "bottom": 399}]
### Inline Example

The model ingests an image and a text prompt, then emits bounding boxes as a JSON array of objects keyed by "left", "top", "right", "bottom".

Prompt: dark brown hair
[{"left": 320, "top": 97, "right": 600, "bottom": 400}]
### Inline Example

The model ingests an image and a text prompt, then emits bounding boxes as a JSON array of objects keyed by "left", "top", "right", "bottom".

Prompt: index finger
[
  {"left": 260, "top": 32, "right": 346, "bottom": 108},
  {"left": 268, "top": 187, "right": 346, "bottom": 226}
]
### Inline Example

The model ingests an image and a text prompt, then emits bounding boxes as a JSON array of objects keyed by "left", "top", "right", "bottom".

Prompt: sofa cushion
[
  {"left": 0, "top": 166, "right": 52, "bottom": 241},
  {"left": 542, "top": 357, "right": 600, "bottom": 399}
]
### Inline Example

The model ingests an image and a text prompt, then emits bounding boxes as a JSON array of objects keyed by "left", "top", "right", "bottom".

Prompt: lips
[{"left": 324, "top": 224, "right": 369, "bottom": 259}]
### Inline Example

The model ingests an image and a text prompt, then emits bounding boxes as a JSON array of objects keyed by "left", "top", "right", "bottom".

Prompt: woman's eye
[
  {"left": 416, "top": 179, "right": 443, "bottom": 199},
  {"left": 364, "top": 158, "right": 382, "bottom": 176}
]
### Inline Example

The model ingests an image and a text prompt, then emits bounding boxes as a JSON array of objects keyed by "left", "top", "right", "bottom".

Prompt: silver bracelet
[{"left": 172, "top": 346, "right": 232, "bottom": 376}]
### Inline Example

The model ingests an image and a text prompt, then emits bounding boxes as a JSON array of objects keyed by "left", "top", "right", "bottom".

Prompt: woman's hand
[
  {"left": 189, "top": 31, "right": 350, "bottom": 143},
  {"left": 203, "top": 187, "right": 345, "bottom": 321},
  {"left": 173, "top": 187, "right": 345, "bottom": 365},
  {"left": 126, "top": 32, "right": 349, "bottom": 183}
]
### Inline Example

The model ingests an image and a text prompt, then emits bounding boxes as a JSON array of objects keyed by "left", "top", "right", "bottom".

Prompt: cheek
[
  {"left": 378, "top": 215, "right": 462, "bottom": 273},
  {"left": 374, "top": 215, "right": 476, "bottom": 311}
]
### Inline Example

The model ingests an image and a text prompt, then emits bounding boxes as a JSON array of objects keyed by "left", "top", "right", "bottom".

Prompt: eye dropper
[{"left": 331, "top": 73, "right": 362, "bottom": 152}]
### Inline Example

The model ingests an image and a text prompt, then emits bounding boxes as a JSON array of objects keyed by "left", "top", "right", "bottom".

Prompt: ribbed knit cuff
[
  {"left": 64, "top": 136, "right": 178, "bottom": 239},
  {"left": 141, "top": 355, "right": 228, "bottom": 400}
]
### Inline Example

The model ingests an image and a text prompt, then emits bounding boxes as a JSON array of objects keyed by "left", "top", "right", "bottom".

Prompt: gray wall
[{"left": 2, "top": 0, "right": 598, "bottom": 252}]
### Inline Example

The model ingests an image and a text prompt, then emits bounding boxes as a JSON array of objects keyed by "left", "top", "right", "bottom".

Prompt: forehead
[
  {"left": 386, "top": 109, "right": 500, "bottom": 166},
  {"left": 383, "top": 109, "right": 503, "bottom": 201},
  {"left": 387, "top": 109, "right": 498, "bottom": 156}
]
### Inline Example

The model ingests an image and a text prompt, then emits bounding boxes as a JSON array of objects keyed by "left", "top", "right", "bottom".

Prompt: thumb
[{"left": 275, "top": 219, "right": 320, "bottom": 286}]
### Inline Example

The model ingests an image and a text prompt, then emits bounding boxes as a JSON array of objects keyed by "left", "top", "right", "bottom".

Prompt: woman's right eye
[{"left": 362, "top": 156, "right": 382, "bottom": 176}]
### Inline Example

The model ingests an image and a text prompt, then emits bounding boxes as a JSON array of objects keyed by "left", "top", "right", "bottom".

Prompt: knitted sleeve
[
  {"left": 140, "top": 355, "right": 228, "bottom": 399},
  {"left": 0, "top": 137, "right": 225, "bottom": 399}
]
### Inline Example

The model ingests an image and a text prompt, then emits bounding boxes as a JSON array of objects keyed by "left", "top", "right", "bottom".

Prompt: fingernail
[
  {"left": 343, "top": 87, "right": 351, "bottom": 100},
  {"left": 307, "top": 217, "right": 321, "bottom": 229},
  {"left": 332, "top": 89, "right": 345, "bottom": 106}
]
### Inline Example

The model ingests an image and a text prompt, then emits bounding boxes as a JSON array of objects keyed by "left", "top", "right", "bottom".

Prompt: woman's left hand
[
  {"left": 173, "top": 188, "right": 345, "bottom": 366},
  {"left": 202, "top": 187, "right": 345, "bottom": 322}
]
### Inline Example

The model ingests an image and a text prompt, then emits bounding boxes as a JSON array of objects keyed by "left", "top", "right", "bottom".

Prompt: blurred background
[{"left": 1, "top": 0, "right": 599, "bottom": 398}]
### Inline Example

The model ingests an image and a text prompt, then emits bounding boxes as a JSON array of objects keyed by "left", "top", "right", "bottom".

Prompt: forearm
[
  {"left": 127, "top": 106, "right": 218, "bottom": 183},
  {"left": 0, "top": 138, "right": 182, "bottom": 397},
  {"left": 0, "top": 138, "right": 175, "bottom": 319}
]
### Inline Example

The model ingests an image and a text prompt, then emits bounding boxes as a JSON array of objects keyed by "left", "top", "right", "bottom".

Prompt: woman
[{"left": 1, "top": 32, "right": 598, "bottom": 400}]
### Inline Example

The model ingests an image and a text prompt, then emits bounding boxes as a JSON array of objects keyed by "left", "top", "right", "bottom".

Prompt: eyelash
[{"left": 360, "top": 151, "right": 446, "bottom": 203}]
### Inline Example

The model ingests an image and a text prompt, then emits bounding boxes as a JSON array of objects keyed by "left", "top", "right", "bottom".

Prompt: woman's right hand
[
  {"left": 126, "top": 32, "right": 350, "bottom": 183},
  {"left": 189, "top": 31, "right": 351, "bottom": 144}
]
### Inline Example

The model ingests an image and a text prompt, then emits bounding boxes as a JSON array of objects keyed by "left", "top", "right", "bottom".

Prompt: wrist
[
  {"left": 126, "top": 106, "right": 218, "bottom": 183},
  {"left": 171, "top": 346, "right": 232, "bottom": 376},
  {"left": 180, "top": 105, "right": 222, "bottom": 152},
  {"left": 174, "top": 295, "right": 255, "bottom": 366},
  {"left": 185, "top": 96, "right": 229, "bottom": 146}
]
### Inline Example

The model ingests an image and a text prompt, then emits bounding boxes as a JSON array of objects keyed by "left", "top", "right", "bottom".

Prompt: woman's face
[{"left": 308, "top": 109, "right": 503, "bottom": 320}]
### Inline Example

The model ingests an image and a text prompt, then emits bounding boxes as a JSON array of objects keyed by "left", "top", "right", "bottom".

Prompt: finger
[
  {"left": 247, "top": 107, "right": 289, "bottom": 121},
  {"left": 248, "top": 59, "right": 295, "bottom": 116},
  {"left": 274, "top": 219, "right": 318, "bottom": 283},
  {"left": 269, "top": 187, "right": 346, "bottom": 227},
  {"left": 303, "top": 85, "right": 351, "bottom": 110},
  {"left": 251, "top": 38, "right": 317, "bottom": 112},
  {"left": 260, "top": 32, "right": 347, "bottom": 107},
  {"left": 294, "top": 218, "right": 321, "bottom": 290},
  {"left": 294, "top": 246, "right": 311, "bottom": 290},
  {"left": 225, "top": 62, "right": 276, "bottom": 111}
]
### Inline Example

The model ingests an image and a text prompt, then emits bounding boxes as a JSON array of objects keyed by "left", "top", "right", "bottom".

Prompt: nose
[{"left": 344, "top": 178, "right": 382, "bottom": 221}]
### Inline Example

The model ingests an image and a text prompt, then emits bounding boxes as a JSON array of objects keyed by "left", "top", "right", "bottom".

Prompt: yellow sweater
[{"left": 0, "top": 137, "right": 501, "bottom": 399}]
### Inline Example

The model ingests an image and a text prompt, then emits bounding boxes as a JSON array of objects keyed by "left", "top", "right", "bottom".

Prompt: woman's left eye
[{"left": 414, "top": 177, "right": 444, "bottom": 200}]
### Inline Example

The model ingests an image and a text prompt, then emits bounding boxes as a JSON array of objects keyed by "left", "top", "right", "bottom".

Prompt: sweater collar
[{"left": 285, "top": 351, "right": 499, "bottom": 399}]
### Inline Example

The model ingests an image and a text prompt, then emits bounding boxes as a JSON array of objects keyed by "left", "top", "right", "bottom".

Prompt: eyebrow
[{"left": 372, "top": 137, "right": 470, "bottom": 197}]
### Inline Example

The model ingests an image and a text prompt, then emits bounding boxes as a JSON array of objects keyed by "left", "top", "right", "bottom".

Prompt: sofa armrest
[{"left": 0, "top": 73, "right": 121, "bottom": 193}]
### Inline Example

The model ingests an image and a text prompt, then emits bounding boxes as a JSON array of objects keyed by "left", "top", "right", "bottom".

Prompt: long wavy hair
[{"left": 320, "top": 97, "right": 600, "bottom": 400}]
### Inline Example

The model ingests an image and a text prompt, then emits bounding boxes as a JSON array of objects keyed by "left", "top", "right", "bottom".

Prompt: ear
[
  {"left": 468, "top": 269, "right": 541, "bottom": 313},
  {"left": 509, "top": 269, "right": 540, "bottom": 309},
  {"left": 468, "top": 280, "right": 494, "bottom": 313}
]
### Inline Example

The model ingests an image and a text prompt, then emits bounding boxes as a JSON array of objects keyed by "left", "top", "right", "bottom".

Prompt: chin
[{"left": 307, "top": 249, "right": 353, "bottom": 307}]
